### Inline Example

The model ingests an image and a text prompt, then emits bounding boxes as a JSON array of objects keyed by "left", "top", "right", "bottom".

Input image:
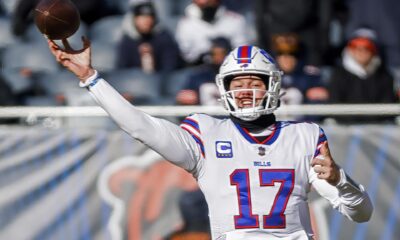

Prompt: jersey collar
[{"left": 234, "top": 121, "right": 282, "bottom": 145}]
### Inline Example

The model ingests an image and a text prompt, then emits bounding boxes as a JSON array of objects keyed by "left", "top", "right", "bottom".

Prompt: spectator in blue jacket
[
  {"left": 116, "top": 1, "right": 183, "bottom": 74},
  {"left": 272, "top": 33, "right": 328, "bottom": 106},
  {"left": 176, "top": 37, "right": 232, "bottom": 106}
]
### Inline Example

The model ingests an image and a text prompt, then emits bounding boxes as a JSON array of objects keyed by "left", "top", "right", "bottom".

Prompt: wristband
[{"left": 79, "top": 70, "right": 100, "bottom": 89}]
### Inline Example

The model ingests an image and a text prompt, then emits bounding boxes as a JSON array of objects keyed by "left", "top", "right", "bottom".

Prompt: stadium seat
[
  {"left": 37, "top": 70, "right": 81, "bottom": 94},
  {"left": 0, "top": 17, "right": 15, "bottom": 50},
  {"left": 89, "top": 15, "right": 123, "bottom": 44},
  {"left": 36, "top": 70, "right": 92, "bottom": 106},
  {"left": 1, "top": 42, "right": 59, "bottom": 72},
  {"left": 154, "top": 0, "right": 190, "bottom": 33},
  {"left": 104, "top": 69, "right": 161, "bottom": 105},
  {"left": 1, "top": 40, "right": 60, "bottom": 99},
  {"left": 114, "top": 0, "right": 130, "bottom": 13},
  {"left": 25, "top": 23, "right": 47, "bottom": 44},
  {"left": 24, "top": 96, "right": 59, "bottom": 106},
  {"left": 91, "top": 41, "right": 117, "bottom": 72},
  {"left": 162, "top": 67, "right": 196, "bottom": 98},
  {"left": 0, "top": 69, "right": 32, "bottom": 95}
]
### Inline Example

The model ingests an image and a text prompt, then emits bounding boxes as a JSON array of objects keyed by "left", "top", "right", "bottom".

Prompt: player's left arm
[{"left": 310, "top": 131, "right": 373, "bottom": 223}]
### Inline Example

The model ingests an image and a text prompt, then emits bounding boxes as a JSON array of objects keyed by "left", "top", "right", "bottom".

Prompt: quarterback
[{"left": 48, "top": 39, "right": 373, "bottom": 239}]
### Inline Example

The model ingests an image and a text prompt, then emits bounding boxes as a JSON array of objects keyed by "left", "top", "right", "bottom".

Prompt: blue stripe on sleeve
[{"left": 182, "top": 119, "right": 200, "bottom": 132}]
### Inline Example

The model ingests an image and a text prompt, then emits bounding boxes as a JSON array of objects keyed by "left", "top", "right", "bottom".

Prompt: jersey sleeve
[
  {"left": 313, "top": 127, "right": 327, "bottom": 159},
  {"left": 82, "top": 74, "right": 202, "bottom": 174},
  {"left": 180, "top": 115, "right": 205, "bottom": 159},
  {"left": 309, "top": 126, "right": 373, "bottom": 223}
]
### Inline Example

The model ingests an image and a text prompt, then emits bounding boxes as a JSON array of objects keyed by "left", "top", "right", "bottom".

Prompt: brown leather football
[{"left": 34, "top": 0, "right": 80, "bottom": 40}]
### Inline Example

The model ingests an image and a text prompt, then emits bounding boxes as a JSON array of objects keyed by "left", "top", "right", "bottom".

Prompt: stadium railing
[{"left": 0, "top": 104, "right": 398, "bottom": 118}]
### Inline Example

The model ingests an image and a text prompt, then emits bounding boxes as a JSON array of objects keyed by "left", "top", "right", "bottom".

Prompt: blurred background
[{"left": 0, "top": 0, "right": 399, "bottom": 239}]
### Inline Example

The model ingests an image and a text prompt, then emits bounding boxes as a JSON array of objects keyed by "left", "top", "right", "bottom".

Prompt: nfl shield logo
[{"left": 258, "top": 146, "right": 266, "bottom": 156}]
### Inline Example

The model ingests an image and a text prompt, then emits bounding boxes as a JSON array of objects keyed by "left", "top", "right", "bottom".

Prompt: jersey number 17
[{"left": 230, "top": 169, "right": 295, "bottom": 229}]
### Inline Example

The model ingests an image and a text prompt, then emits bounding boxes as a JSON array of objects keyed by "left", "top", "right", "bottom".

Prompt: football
[{"left": 34, "top": 0, "right": 80, "bottom": 40}]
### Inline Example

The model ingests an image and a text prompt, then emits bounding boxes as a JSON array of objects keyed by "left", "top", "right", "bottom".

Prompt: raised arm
[{"left": 47, "top": 38, "right": 201, "bottom": 173}]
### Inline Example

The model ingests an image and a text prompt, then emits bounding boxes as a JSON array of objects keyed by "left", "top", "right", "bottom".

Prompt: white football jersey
[
  {"left": 85, "top": 77, "right": 372, "bottom": 240},
  {"left": 181, "top": 114, "right": 329, "bottom": 239}
]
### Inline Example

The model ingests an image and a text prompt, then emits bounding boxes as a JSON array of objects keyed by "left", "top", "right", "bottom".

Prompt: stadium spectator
[
  {"left": 344, "top": 0, "right": 400, "bottom": 101},
  {"left": 116, "top": 1, "right": 182, "bottom": 74},
  {"left": 345, "top": 0, "right": 400, "bottom": 70},
  {"left": 175, "top": 0, "right": 250, "bottom": 66},
  {"left": 254, "top": 0, "right": 349, "bottom": 67},
  {"left": 328, "top": 28, "right": 398, "bottom": 123},
  {"left": 11, "top": 0, "right": 120, "bottom": 37},
  {"left": 176, "top": 37, "right": 231, "bottom": 106},
  {"left": 272, "top": 33, "right": 328, "bottom": 108}
]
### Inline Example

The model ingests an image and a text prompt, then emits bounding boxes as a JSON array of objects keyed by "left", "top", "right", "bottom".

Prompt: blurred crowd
[{"left": 0, "top": 0, "right": 399, "bottom": 124}]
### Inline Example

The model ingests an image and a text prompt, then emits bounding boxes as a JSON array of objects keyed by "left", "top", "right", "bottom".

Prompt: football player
[{"left": 48, "top": 39, "right": 373, "bottom": 240}]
